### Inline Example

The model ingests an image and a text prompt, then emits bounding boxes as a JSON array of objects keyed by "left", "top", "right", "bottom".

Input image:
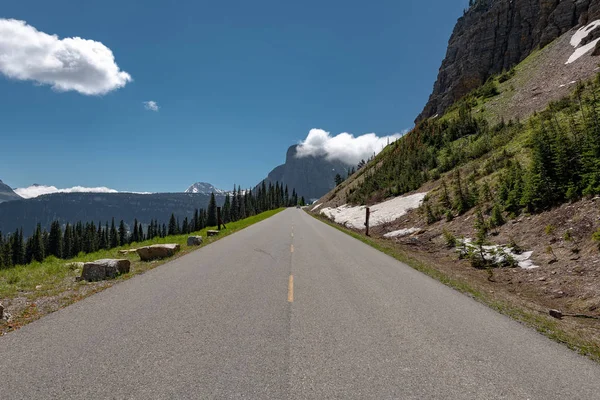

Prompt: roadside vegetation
[
  {"left": 0, "top": 182, "right": 301, "bottom": 270},
  {"left": 0, "top": 208, "right": 284, "bottom": 333}
]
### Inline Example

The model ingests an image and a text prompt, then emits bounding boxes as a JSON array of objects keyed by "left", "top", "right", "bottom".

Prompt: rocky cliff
[
  {"left": 0, "top": 179, "right": 22, "bottom": 203},
  {"left": 417, "top": 0, "right": 600, "bottom": 122},
  {"left": 259, "top": 145, "right": 351, "bottom": 202}
]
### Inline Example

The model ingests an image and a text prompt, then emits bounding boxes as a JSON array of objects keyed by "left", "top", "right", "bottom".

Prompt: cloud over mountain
[
  {"left": 296, "top": 129, "right": 404, "bottom": 166},
  {"left": 0, "top": 19, "right": 132, "bottom": 95},
  {"left": 15, "top": 185, "right": 119, "bottom": 199}
]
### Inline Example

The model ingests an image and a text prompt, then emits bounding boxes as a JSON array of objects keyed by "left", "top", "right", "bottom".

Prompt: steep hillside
[
  {"left": 418, "top": 0, "right": 600, "bottom": 122},
  {"left": 259, "top": 145, "right": 351, "bottom": 202},
  {"left": 0, "top": 180, "right": 21, "bottom": 203}
]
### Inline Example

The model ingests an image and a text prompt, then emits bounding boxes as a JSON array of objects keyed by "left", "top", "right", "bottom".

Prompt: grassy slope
[{"left": 0, "top": 208, "right": 284, "bottom": 332}]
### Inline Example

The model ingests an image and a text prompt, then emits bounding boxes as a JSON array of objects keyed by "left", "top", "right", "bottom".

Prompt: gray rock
[
  {"left": 549, "top": 309, "right": 563, "bottom": 320},
  {"left": 187, "top": 236, "right": 203, "bottom": 246},
  {"left": 207, "top": 230, "right": 219, "bottom": 237},
  {"left": 81, "top": 259, "right": 131, "bottom": 282},
  {"left": 118, "top": 249, "right": 138, "bottom": 255},
  {"left": 136, "top": 244, "right": 181, "bottom": 261},
  {"left": 417, "top": 0, "right": 600, "bottom": 123}
]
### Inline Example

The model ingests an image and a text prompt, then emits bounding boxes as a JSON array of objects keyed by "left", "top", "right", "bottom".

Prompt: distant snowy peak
[{"left": 185, "top": 182, "right": 227, "bottom": 195}]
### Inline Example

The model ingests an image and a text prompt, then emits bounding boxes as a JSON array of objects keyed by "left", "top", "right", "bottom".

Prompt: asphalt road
[{"left": 1, "top": 208, "right": 600, "bottom": 399}]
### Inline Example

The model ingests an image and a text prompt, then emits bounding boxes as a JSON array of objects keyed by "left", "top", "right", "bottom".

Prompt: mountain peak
[{"left": 185, "top": 182, "right": 226, "bottom": 195}]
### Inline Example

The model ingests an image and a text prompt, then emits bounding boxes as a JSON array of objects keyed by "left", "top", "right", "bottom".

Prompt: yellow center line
[
  {"left": 288, "top": 275, "right": 294, "bottom": 302},
  {"left": 290, "top": 244, "right": 294, "bottom": 253}
]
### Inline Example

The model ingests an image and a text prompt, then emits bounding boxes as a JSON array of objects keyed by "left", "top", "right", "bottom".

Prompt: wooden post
[{"left": 365, "top": 207, "right": 370, "bottom": 236}]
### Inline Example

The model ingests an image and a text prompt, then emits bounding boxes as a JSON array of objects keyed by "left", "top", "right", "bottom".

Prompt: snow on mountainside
[{"left": 185, "top": 182, "right": 227, "bottom": 195}]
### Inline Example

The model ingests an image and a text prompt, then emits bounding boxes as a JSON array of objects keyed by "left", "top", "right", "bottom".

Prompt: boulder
[
  {"left": 118, "top": 249, "right": 138, "bottom": 255},
  {"left": 136, "top": 244, "right": 181, "bottom": 261},
  {"left": 207, "top": 230, "right": 219, "bottom": 237},
  {"left": 81, "top": 259, "right": 131, "bottom": 282},
  {"left": 187, "top": 236, "right": 203, "bottom": 246},
  {"left": 549, "top": 309, "right": 563, "bottom": 320}
]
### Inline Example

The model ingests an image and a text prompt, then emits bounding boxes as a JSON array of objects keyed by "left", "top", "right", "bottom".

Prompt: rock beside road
[
  {"left": 81, "top": 259, "right": 131, "bottom": 282},
  {"left": 118, "top": 249, "right": 138, "bottom": 255},
  {"left": 207, "top": 230, "right": 219, "bottom": 237},
  {"left": 187, "top": 236, "right": 203, "bottom": 246},
  {"left": 137, "top": 244, "right": 181, "bottom": 261}
]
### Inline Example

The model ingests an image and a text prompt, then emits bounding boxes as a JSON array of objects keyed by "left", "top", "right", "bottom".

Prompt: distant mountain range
[
  {"left": 258, "top": 145, "right": 351, "bottom": 202},
  {"left": 0, "top": 145, "right": 350, "bottom": 234},
  {"left": 0, "top": 192, "right": 226, "bottom": 236},
  {"left": 0, "top": 180, "right": 22, "bottom": 203}
]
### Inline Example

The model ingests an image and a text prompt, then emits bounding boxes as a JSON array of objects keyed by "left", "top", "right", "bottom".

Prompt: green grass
[
  {"left": 309, "top": 212, "right": 600, "bottom": 363},
  {"left": 0, "top": 208, "right": 284, "bottom": 308}
]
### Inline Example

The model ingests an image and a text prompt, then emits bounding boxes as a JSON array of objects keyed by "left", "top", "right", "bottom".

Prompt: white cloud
[
  {"left": 0, "top": 19, "right": 132, "bottom": 95},
  {"left": 296, "top": 128, "right": 405, "bottom": 166},
  {"left": 15, "top": 185, "right": 119, "bottom": 199},
  {"left": 143, "top": 101, "right": 159, "bottom": 111}
]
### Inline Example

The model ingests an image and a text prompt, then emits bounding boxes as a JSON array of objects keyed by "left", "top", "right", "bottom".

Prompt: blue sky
[{"left": 0, "top": 0, "right": 468, "bottom": 193}]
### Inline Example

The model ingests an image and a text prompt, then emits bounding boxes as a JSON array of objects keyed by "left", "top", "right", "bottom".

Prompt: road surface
[{"left": 1, "top": 208, "right": 600, "bottom": 399}]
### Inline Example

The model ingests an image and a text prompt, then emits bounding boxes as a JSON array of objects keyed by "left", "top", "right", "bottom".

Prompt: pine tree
[
  {"left": 48, "top": 221, "right": 63, "bottom": 258},
  {"left": 32, "top": 224, "right": 45, "bottom": 262},
  {"left": 168, "top": 214, "right": 177, "bottom": 236},
  {"left": 104, "top": 222, "right": 110, "bottom": 249},
  {"left": 239, "top": 189, "right": 246, "bottom": 220},
  {"left": 63, "top": 224, "right": 73, "bottom": 259},
  {"left": 223, "top": 195, "right": 231, "bottom": 223},
  {"left": 132, "top": 219, "right": 139, "bottom": 243},
  {"left": 182, "top": 217, "right": 189, "bottom": 234},
  {"left": 334, "top": 174, "right": 344, "bottom": 186},
  {"left": 119, "top": 220, "right": 127, "bottom": 246},
  {"left": 193, "top": 209, "right": 200, "bottom": 231},
  {"left": 231, "top": 187, "right": 239, "bottom": 222},
  {"left": 439, "top": 179, "right": 451, "bottom": 209},
  {"left": 472, "top": 208, "right": 489, "bottom": 268},
  {"left": 207, "top": 193, "right": 218, "bottom": 226},
  {"left": 110, "top": 218, "right": 119, "bottom": 249}
]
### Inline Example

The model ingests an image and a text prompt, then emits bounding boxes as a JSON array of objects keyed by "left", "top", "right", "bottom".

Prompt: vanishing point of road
[{"left": 1, "top": 209, "right": 599, "bottom": 399}]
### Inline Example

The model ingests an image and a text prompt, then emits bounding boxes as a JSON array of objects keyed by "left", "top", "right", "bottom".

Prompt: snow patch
[
  {"left": 320, "top": 192, "right": 427, "bottom": 230},
  {"left": 457, "top": 238, "right": 539, "bottom": 270},
  {"left": 567, "top": 20, "right": 600, "bottom": 64},
  {"left": 383, "top": 227, "right": 420, "bottom": 238},
  {"left": 312, "top": 204, "right": 322, "bottom": 211}
]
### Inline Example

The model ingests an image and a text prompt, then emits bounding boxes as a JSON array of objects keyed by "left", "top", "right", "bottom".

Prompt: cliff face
[
  {"left": 417, "top": 0, "right": 600, "bottom": 122},
  {"left": 0, "top": 179, "right": 22, "bottom": 203},
  {"left": 260, "top": 145, "right": 351, "bottom": 202}
]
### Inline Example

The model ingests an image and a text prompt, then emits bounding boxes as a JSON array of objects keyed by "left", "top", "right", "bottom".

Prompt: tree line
[{"left": 0, "top": 181, "right": 302, "bottom": 269}]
